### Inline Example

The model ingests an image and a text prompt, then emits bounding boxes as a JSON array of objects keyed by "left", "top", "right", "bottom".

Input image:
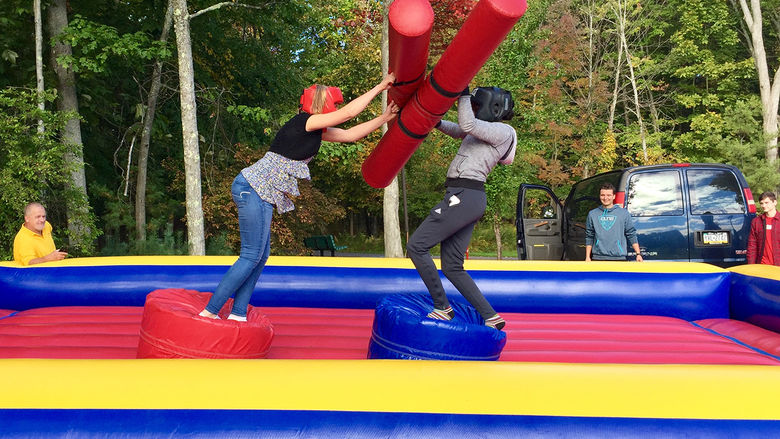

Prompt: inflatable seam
[
  {"left": 688, "top": 321, "right": 780, "bottom": 363},
  {"left": 0, "top": 311, "right": 19, "bottom": 322}
]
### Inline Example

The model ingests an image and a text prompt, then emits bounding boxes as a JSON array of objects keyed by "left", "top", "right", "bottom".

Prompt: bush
[{"left": 0, "top": 88, "right": 96, "bottom": 260}]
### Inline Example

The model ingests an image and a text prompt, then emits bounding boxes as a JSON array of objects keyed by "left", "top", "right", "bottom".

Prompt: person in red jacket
[{"left": 747, "top": 191, "right": 779, "bottom": 266}]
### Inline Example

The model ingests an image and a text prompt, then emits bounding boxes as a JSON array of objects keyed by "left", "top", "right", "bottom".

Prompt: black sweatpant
[{"left": 406, "top": 186, "right": 497, "bottom": 319}]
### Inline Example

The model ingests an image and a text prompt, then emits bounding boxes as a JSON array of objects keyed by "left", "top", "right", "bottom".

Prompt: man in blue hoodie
[{"left": 585, "top": 183, "right": 644, "bottom": 262}]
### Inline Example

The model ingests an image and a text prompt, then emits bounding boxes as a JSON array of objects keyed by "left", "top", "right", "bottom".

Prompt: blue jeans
[{"left": 205, "top": 173, "right": 273, "bottom": 317}]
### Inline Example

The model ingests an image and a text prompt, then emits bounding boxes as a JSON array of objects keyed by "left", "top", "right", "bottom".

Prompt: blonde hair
[{"left": 309, "top": 85, "right": 330, "bottom": 114}]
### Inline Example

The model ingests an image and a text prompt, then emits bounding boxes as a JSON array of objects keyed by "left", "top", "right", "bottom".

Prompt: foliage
[
  {"left": 485, "top": 164, "right": 521, "bottom": 221},
  {"left": 301, "top": 0, "right": 388, "bottom": 226},
  {"left": 180, "top": 142, "right": 345, "bottom": 256},
  {"left": 666, "top": 0, "right": 755, "bottom": 161},
  {"left": 54, "top": 15, "right": 172, "bottom": 75},
  {"left": 0, "top": 0, "right": 36, "bottom": 87},
  {"left": 0, "top": 88, "right": 94, "bottom": 259},
  {"left": 3, "top": 0, "right": 779, "bottom": 258},
  {"left": 709, "top": 97, "right": 780, "bottom": 193},
  {"left": 469, "top": 221, "right": 517, "bottom": 258},
  {"left": 515, "top": 0, "right": 612, "bottom": 189},
  {"left": 56, "top": 0, "right": 348, "bottom": 254},
  {"left": 429, "top": 0, "right": 478, "bottom": 56}
]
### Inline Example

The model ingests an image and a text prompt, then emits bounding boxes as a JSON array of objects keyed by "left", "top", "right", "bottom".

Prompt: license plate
[{"left": 702, "top": 231, "right": 729, "bottom": 245}]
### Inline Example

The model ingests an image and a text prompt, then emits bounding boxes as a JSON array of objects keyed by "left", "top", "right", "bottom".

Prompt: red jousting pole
[{"left": 363, "top": 0, "right": 527, "bottom": 189}]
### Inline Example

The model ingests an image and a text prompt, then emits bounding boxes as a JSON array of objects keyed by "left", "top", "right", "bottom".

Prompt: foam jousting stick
[
  {"left": 387, "top": 0, "right": 434, "bottom": 108},
  {"left": 363, "top": 0, "right": 527, "bottom": 189}
]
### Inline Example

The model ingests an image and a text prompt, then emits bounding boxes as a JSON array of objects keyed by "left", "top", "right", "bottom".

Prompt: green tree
[
  {"left": 666, "top": 0, "right": 754, "bottom": 161},
  {"left": 710, "top": 97, "right": 780, "bottom": 193},
  {"left": 730, "top": 0, "right": 780, "bottom": 191},
  {"left": 516, "top": 0, "right": 611, "bottom": 186},
  {"left": 0, "top": 88, "right": 97, "bottom": 259}
]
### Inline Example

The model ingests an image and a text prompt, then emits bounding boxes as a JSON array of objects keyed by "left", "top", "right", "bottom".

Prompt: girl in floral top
[{"left": 199, "top": 74, "right": 398, "bottom": 321}]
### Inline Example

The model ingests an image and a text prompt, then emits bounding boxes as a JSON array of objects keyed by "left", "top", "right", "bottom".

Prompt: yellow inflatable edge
[
  {"left": 729, "top": 263, "right": 780, "bottom": 281},
  {"left": 0, "top": 255, "right": 728, "bottom": 274},
  {"left": 1, "top": 359, "right": 779, "bottom": 420}
]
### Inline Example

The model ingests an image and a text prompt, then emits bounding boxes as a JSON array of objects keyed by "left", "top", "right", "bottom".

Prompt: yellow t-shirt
[{"left": 13, "top": 221, "right": 56, "bottom": 266}]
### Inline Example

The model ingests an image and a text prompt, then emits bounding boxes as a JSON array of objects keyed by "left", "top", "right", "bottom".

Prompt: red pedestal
[{"left": 137, "top": 288, "right": 274, "bottom": 359}]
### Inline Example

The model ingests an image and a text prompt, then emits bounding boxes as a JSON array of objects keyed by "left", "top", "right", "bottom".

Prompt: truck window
[
  {"left": 567, "top": 173, "right": 620, "bottom": 223},
  {"left": 626, "top": 171, "right": 683, "bottom": 216},
  {"left": 687, "top": 169, "right": 746, "bottom": 214},
  {"left": 523, "top": 189, "right": 557, "bottom": 219}
]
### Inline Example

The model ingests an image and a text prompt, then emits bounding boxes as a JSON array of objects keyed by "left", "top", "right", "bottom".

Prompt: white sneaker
[{"left": 198, "top": 310, "right": 220, "bottom": 319}]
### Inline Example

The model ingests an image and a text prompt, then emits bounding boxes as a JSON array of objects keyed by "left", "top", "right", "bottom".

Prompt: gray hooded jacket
[{"left": 437, "top": 95, "right": 517, "bottom": 182}]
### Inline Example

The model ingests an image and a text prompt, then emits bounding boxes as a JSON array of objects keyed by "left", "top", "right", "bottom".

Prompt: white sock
[{"left": 227, "top": 314, "right": 247, "bottom": 322}]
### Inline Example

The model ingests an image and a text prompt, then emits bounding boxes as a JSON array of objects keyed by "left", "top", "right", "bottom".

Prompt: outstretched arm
[
  {"left": 306, "top": 74, "right": 395, "bottom": 132},
  {"left": 436, "top": 120, "right": 467, "bottom": 139},
  {"left": 322, "top": 102, "right": 398, "bottom": 143}
]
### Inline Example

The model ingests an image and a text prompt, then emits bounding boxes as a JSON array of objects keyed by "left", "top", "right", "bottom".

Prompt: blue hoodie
[{"left": 585, "top": 205, "right": 638, "bottom": 260}]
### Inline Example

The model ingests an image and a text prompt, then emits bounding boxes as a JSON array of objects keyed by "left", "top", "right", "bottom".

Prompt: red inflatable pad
[
  {"left": 0, "top": 306, "right": 142, "bottom": 359},
  {"left": 137, "top": 288, "right": 274, "bottom": 359},
  {"left": 696, "top": 318, "right": 780, "bottom": 357},
  {"left": 499, "top": 313, "right": 780, "bottom": 365},
  {"left": 4, "top": 306, "right": 780, "bottom": 365}
]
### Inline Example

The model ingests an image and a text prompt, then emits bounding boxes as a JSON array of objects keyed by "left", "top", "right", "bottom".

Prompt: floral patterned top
[{"left": 241, "top": 151, "right": 312, "bottom": 213}]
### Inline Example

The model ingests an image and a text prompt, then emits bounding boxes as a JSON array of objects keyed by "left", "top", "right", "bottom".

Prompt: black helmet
[{"left": 471, "top": 87, "right": 514, "bottom": 122}]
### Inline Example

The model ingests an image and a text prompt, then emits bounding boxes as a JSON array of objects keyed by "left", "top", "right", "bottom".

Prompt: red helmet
[{"left": 299, "top": 85, "right": 344, "bottom": 114}]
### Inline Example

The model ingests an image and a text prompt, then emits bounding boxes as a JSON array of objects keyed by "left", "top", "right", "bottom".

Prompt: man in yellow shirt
[{"left": 13, "top": 202, "right": 68, "bottom": 266}]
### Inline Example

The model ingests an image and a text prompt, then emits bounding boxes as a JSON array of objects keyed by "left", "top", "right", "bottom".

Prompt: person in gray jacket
[
  {"left": 585, "top": 182, "right": 644, "bottom": 262},
  {"left": 406, "top": 86, "right": 517, "bottom": 330}
]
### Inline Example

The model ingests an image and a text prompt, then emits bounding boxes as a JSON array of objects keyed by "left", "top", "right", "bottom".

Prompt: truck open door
[{"left": 516, "top": 184, "right": 564, "bottom": 260}]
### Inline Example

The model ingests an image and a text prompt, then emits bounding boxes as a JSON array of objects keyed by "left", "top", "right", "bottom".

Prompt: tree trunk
[
  {"left": 136, "top": 2, "right": 174, "bottom": 244},
  {"left": 381, "top": 0, "right": 404, "bottom": 258},
  {"left": 614, "top": 0, "right": 647, "bottom": 163},
  {"left": 736, "top": 0, "right": 779, "bottom": 166},
  {"left": 401, "top": 167, "right": 409, "bottom": 244},
  {"left": 493, "top": 213, "right": 502, "bottom": 260},
  {"left": 608, "top": 31, "right": 623, "bottom": 132},
  {"left": 585, "top": 0, "right": 597, "bottom": 112},
  {"left": 383, "top": 177, "right": 404, "bottom": 257},
  {"left": 623, "top": 44, "right": 647, "bottom": 163},
  {"left": 172, "top": 0, "right": 206, "bottom": 255},
  {"left": 48, "top": 0, "right": 92, "bottom": 251},
  {"left": 34, "top": 0, "right": 45, "bottom": 133}
]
